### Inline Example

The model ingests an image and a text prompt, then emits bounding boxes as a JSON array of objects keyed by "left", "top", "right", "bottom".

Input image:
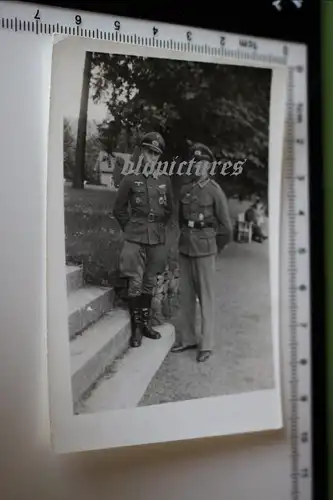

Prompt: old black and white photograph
[{"left": 48, "top": 38, "right": 285, "bottom": 452}]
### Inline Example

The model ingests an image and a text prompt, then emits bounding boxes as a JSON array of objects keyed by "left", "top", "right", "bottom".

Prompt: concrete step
[
  {"left": 68, "top": 286, "right": 114, "bottom": 340},
  {"left": 71, "top": 308, "right": 131, "bottom": 406},
  {"left": 78, "top": 323, "right": 175, "bottom": 414},
  {"left": 66, "top": 265, "right": 83, "bottom": 295}
]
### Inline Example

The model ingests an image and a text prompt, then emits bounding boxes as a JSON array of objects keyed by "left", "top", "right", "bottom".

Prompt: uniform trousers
[
  {"left": 119, "top": 240, "right": 168, "bottom": 297},
  {"left": 178, "top": 253, "right": 216, "bottom": 351}
]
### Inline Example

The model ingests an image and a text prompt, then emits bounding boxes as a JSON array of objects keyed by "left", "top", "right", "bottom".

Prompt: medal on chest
[{"left": 157, "top": 183, "right": 167, "bottom": 205}]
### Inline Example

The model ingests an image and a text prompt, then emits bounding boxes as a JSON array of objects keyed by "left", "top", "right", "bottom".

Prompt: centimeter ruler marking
[
  {"left": 0, "top": 14, "right": 286, "bottom": 64},
  {"left": 286, "top": 56, "right": 312, "bottom": 499},
  {"left": 0, "top": 3, "right": 312, "bottom": 498},
  {"left": 0, "top": 1, "right": 288, "bottom": 63},
  {"left": 287, "top": 68, "right": 300, "bottom": 499}
]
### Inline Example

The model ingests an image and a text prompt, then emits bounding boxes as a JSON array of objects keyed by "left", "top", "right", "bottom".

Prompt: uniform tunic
[
  {"left": 177, "top": 177, "right": 233, "bottom": 351},
  {"left": 178, "top": 178, "right": 232, "bottom": 257},
  {"left": 113, "top": 173, "right": 173, "bottom": 296}
]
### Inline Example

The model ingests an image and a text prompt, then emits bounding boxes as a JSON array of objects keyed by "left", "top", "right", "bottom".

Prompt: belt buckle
[
  {"left": 188, "top": 220, "right": 194, "bottom": 228},
  {"left": 148, "top": 212, "right": 155, "bottom": 223}
]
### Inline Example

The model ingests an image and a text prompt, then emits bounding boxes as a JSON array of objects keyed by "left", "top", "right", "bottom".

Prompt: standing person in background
[
  {"left": 171, "top": 143, "right": 233, "bottom": 363},
  {"left": 113, "top": 132, "right": 174, "bottom": 348}
]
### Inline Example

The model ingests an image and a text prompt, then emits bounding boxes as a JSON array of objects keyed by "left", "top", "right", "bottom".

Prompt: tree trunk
[{"left": 72, "top": 52, "right": 92, "bottom": 189}]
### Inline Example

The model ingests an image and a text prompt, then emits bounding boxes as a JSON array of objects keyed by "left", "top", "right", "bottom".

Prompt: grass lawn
[{"left": 64, "top": 184, "right": 250, "bottom": 299}]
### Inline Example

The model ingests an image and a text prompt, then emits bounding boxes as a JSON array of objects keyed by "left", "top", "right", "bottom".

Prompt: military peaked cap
[
  {"left": 140, "top": 132, "right": 165, "bottom": 154},
  {"left": 189, "top": 143, "right": 215, "bottom": 162}
]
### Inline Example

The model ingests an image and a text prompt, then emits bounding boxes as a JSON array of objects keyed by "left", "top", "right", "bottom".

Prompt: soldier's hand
[
  {"left": 216, "top": 234, "right": 229, "bottom": 253},
  {"left": 217, "top": 246, "right": 228, "bottom": 258},
  {"left": 219, "top": 244, "right": 228, "bottom": 252}
]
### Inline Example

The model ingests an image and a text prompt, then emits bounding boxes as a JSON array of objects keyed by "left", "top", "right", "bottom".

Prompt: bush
[
  {"left": 84, "top": 137, "right": 104, "bottom": 185},
  {"left": 65, "top": 186, "right": 122, "bottom": 285},
  {"left": 63, "top": 119, "right": 105, "bottom": 185},
  {"left": 63, "top": 119, "right": 76, "bottom": 181}
]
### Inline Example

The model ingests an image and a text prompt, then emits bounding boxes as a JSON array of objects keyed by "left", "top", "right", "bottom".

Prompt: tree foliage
[{"left": 89, "top": 51, "right": 271, "bottom": 199}]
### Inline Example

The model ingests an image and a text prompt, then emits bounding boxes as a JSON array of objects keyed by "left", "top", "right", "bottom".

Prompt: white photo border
[{"left": 47, "top": 36, "right": 287, "bottom": 453}]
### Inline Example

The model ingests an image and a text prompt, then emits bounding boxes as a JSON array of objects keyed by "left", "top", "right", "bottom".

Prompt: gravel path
[{"left": 139, "top": 232, "right": 274, "bottom": 406}]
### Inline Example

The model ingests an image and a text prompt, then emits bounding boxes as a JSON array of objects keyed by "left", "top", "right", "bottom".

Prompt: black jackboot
[
  {"left": 141, "top": 293, "right": 161, "bottom": 340},
  {"left": 128, "top": 296, "right": 142, "bottom": 348}
]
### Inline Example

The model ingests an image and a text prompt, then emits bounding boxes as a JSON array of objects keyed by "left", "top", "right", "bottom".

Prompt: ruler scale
[
  {"left": 287, "top": 69, "right": 299, "bottom": 499},
  {"left": 0, "top": 2, "right": 312, "bottom": 498},
  {"left": 286, "top": 64, "right": 312, "bottom": 499}
]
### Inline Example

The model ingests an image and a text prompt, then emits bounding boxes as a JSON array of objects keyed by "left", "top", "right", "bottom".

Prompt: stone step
[
  {"left": 78, "top": 323, "right": 175, "bottom": 414},
  {"left": 71, "top": 308, "right": 131, "bottom": 406},
  {"left": 66, "top": 265, "right": 83, "bottom": 295},
  {"left": 68, "top": 286, "right": 114, "bottom": 340}
]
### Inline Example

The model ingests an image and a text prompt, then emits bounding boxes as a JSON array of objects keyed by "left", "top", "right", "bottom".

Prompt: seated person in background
[{"left": 245, "top": 199, "right": 268, "bottom": 243}]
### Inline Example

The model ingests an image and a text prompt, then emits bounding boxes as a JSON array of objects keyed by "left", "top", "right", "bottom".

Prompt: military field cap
[
  {"left": 140, "top": 132, "right": 165, "bottom": 154},
  {"left": 189, "top": 143, "right": 215, "bottom": 162}
]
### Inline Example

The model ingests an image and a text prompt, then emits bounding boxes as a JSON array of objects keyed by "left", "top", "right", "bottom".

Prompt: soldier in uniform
[
  {"left": 171, "top": 143, "right": 233, "bottom": 362},
  {"left": 113, "top": 132, "right": 174, "bottom": 348}
]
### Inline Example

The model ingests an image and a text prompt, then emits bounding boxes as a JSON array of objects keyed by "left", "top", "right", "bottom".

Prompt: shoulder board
[{"left": 209, "top": 179, "right": 221, "bottom": 189}]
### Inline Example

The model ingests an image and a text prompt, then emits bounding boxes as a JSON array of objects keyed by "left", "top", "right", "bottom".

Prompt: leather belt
[
  {"left": 131, "top": 212, "right": 166, "bottom": 223},
  {"left": 181, "top": 219, "right": 215, "bottom": 229}
]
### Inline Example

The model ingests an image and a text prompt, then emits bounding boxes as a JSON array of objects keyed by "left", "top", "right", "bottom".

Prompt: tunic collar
[{"left": 198, "top": 177, "right": 210, "bottom": 188}]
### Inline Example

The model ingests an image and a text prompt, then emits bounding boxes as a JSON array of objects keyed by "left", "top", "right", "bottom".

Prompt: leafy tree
[{"left": 89, "top": 52, "right": 271, "bottom": 198}]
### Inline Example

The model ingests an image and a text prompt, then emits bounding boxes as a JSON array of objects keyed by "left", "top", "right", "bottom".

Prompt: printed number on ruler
[{"left": 0, "top": 1, "right": 288, "bottom": 63}]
